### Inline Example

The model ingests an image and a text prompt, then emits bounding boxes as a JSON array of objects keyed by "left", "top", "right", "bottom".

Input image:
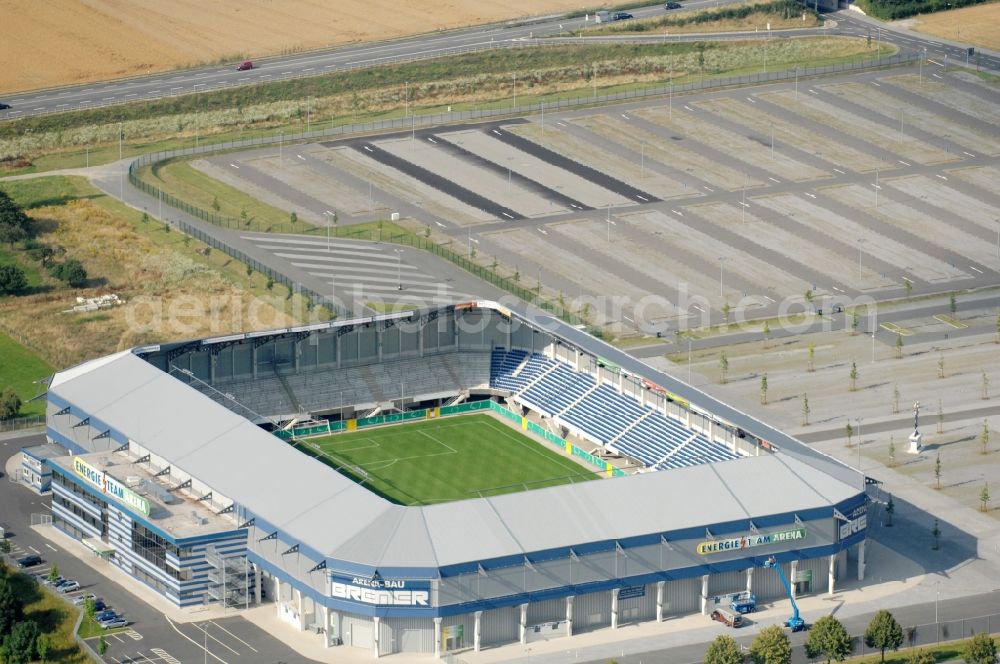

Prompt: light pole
[
  {"left": 513, "top": 72, "right": 517, "bottom": 110},
  {"left": 873, "top": 168, "right": 880, "bottom": 208},
  {"left": 899, "top": 109, "right": 904, "bottom": 144},
  {"left": 278, "top": 130, "right": 283, "bottom": 165},
  {"left": 741, "top": 173, "right": 748, "bottom": 224},
  {"left": 324, "top": 210, "right": 335, "bottom": 251},
  {"left": 394, "top": 249, "right": 404, "bottom": 290},
  {"left": 995, "top": 218, "right": 999, "bottom": 260},
  {"left": 718, "top": 256, "right": 727, "bottom": 297},
  {"left": 119, "top": 122, "right": 124, "bottom": 201},
  {"left": 871, "top": 304, "right": 878, "bottom": 363},
  {"left": 770, "top": 123, "right": 775, "bottom": 161},
  {"left": 688, "top": 337, "right": 692, "bottom": 383},
  {"left": 606, "top": 204, "right": 614, "bottom": 242},
  {"left": 857, "top": 417, "right": 863, "bottom": 473},
  {"left": 858, "top": 238, "right": 866, "bottom": 284},
  {"left": 640, "top": 141, "right": 645, "bottom": 179}
]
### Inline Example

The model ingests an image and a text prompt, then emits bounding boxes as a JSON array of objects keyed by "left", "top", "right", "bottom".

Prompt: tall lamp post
[{"left": 394, "top": 249, "right": 405, "bottom": 291}]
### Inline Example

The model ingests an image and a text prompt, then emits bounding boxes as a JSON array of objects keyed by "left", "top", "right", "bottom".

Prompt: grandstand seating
[
  {"left": 489, "top": 348, "right": 740, "bottom": 471},
  {"left": 191, "top": 352, "right": 491, "bottom": 420}
]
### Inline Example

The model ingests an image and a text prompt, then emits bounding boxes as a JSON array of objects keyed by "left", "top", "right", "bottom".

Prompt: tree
[
  {"left": 722, "top": 301, "right": 731, "bottom": 325},
  {"left": 211, "top": 195, "right": 221, "bottom": 212},
  {"left": 0, "top": 578, "right": 25, "bottom": 637},
  {"left": 245, "top": 264, "right": 253, "bottom": 278},
  {"left": 0, "top": 264, "right": 27, "bottom": 295},
  {"left": 888, "top": 436, "right": 896, "bottom": 468},
  {"left": 893, "top": 383, "right": 900, "bottom": 414},
  {"left": 934, "top": 453, "right": 941, "bottom": 490},
  {"left": 265, "top": 276, "right": 274, "bottom": 291},
  {"left": 163, "top": 222, "right": 171, "bottom": 234},
  {"left": 851, "top": 310, "right": 859, "bottom": 335},
  {"left": 864, "top": 610, "right": 903, "bottom": 663},
  {"left": 84, "top": 596, "right": 97, "bottom": 620},
  {"left": 996, "top": 311, "right": 1000, "bottom": 343},
  {"left": 904, "top": 279, "right": 912, "bottom": 298},
  {"left": 289, "top": 211, "right": 298, "bottom": 226},
  {"left": 49, "top": 259, "right": 88, "bottom": 287},
  {"left": 932, "top": 518, "right": 941, "bottom": 549},
  {"left": 981, "top": 419, "right": 990, "bottom": 455},
  {"left": 750, "top": 624, "right": 791, "bottom": 664},
  {"left": 719, "top": 352, "right": 729, "bottom": 384},
  {"left": 849, "top": 360, "right": 858, "bottom": 391},
  {"left": 949, "top": 291, "right": 957, "bottom": 314},
  {"left": 895, "top": 333, "right": 903, "bottom": 359},
  {"left": 804, "top": 289, "right": 814, "bottom": 307},
  {"left": 885, "top": 494, "right": 894, "bottom": 526},
  {"left": 805, "top": 614, "right": 851, "bottom": 663},
  {"left": 937, "top": 399, "right": 944, "bottom": 434},
  {"left": 981, "top": 483, "right": 990, "bottom": 512},
  {"left": 141, "top": 211, "right": 149, "bottom": 224},
  {"left": 905, "top": 649, "right": 934, "bottom": 664},
  {"left": 963, "top": 632, "right": 998, "bottom": 664},
  {"left": 762, "top": 320, "right": 771, "bottom": 340},
  {"left": 35, "top": 634, "right": 51, "bottom": 663},
  {"left": 845, "top": 422, "right": 853, "bottom": 447},
  {"left": 802, "top": 393, "right": 810, "bottom": 426},
  {"left": 705, "top": 634, "right": 744, "bottom": 664},
  {"left": 98, "top": 634, "right": 108, "bottom": 655},
  {"left": 983, "top": 371, "right": 990, "bottom": 400},
  {"left": 760, "top": 373, "right": 768, "bottom": 405},
  {"left": 48, "top": 564, "right": 59, "bottom": 583},
  {"left": 0, "top": 387, "right": 21, "bottom": 421},
  {"left": 3, "top": 620, "right": 40, "bottom": 664},
  {"left": 807, "top": 341, "right": 815, "bottom": 372},
  {"left": 937, "top": 352, "right": 945, "bottom": 379}
]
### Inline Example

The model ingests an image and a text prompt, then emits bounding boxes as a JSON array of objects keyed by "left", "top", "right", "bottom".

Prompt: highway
[{"left": 2, "top": 2, "right": 997, "bottom": 121}]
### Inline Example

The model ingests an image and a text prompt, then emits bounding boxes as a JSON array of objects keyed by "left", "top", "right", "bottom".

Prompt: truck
[{"left": 729, "top": 590, "right": 757, "bottom": 614}]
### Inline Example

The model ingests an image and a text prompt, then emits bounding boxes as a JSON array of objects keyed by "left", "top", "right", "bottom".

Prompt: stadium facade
[{"left": 42, "top": 301, "right": 869, "bottom": 658}]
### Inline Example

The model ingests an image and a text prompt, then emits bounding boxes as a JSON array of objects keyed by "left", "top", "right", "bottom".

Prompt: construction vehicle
[
  {"left": 763, "top": 556, "right": 806, "bottom": 631},
  {"left": 729, "top": 590, "right": 757, "bottom": 614}
]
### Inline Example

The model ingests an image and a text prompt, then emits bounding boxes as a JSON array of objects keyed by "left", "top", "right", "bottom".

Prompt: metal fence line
[{"left": 128, "top": 52, "right": 918, "bottom": 324}]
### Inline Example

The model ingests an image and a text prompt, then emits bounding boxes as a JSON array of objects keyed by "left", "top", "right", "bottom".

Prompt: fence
[
  {"left": 127, "top": 51, "right": 918, "bottom": 324},
  {"left": 0, "top": 415, "right": 45, "bottom": 433}
]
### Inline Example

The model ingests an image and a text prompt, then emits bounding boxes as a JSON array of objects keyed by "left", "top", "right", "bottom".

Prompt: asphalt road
[
  {"left": 2, "top": 1, "right": 998, "bottom": 119},
  {"left": 0, "top": 433, "right": 320, "bottom": 664}
]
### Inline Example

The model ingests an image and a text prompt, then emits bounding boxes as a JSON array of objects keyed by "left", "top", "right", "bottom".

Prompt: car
[
  {"left": 16, "top": 555, "right": 42, "bottom": 568},
  {"left": 665, "top": 1, "right": 682, "bottom": 8},
  {"left": 58, "top": 580, "right": 81, "bottom": 593},
  {"left": 236, "top": 60, "right": 253, "bottom": 71},
  {"left": 612, "top": 11, "right": 634, "bottom": 20},
  {"left": 95, "top": 609, "right": 117, "bottom": 621},
  {"left": 0, "top": 103, "right": 11, "bottom": 110},
  {"left": 73, "top": 593, "right": 98, "bottom": 606},
  {"left": 42, "top": 575, "right": 64, "bottom": 587},
  {"left": 100, "top": 617, "right": 128, "bottom": 629}
]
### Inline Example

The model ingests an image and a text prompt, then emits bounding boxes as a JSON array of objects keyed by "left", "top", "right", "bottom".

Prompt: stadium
[{"left": 42, "top": 301, "right": 869, "bottom": 658}]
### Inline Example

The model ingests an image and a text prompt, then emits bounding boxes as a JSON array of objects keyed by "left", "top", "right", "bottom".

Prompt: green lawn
[
  {"left": 0, "top": 331, "right": 54, "bottom": 417},
  {"left": 294, "top": 414, "right": 597, "bottom": 505}
]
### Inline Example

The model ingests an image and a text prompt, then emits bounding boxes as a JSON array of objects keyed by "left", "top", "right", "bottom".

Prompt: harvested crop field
[
  {"left": 903, "top": 2, "right": 1000, "bottom": 51},
  {"left": 0, "top": 0, "right": 586, "bottom": 93}
]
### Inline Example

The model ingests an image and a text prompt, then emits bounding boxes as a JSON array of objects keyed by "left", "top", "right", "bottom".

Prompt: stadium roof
[{"left": 48, "top": 303, "right": 863, "bottom": 571}]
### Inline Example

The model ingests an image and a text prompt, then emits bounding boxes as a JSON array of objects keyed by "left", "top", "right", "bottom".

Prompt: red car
[{"left": 236, "top": 61, "right": 253, "bottom": 71}]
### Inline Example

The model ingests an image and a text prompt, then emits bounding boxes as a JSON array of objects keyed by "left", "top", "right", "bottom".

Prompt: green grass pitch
[{"left": 292, "top": 413, "right": 598, "bottom": 505}]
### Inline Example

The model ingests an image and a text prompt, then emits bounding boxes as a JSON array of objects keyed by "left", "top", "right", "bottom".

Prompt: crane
[{"left": 763, "top": 556, "right": 806, "bottom": 631}]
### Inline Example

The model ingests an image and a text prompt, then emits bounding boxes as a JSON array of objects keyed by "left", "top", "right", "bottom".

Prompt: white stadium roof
[{"left": 49, "top": 344, "right": 861, "bottom": 570}]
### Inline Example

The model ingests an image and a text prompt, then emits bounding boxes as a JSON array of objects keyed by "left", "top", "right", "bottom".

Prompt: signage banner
[
  {"left": 697, "top": 528, "right": 807, "bottom": 555},
  {"left": 839, "top": 513, "right": 867, "bottom": 540},
  {"left": 73, "top": 456, "right": 151, "bottom": 517},
  {"left": 329, "top": 574, "right": 430, "bottom": 606},
  {"left": 618, "top": 585, "right": 646, "bottom": 600}
]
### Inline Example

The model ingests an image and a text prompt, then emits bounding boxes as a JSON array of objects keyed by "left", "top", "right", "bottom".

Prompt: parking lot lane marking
[
  {"left": 636, "top": 195, "right": 648, "bottom": 202},
  {"left": 28, "top": 546, "right": 40, "bottom": 554},
  {"left": 833, "top": 168, "right": 846, "bottom": 174},
  {"left": 970, "top": 265, "right": 983, "bottom": 274},
  {"left": 492, "top": 129, "right": 502, "bottom": 135},
  {"left": 683, "top": 105, "right": 693, "bottom": 111},
  {"left": 434, "top": 221, "right": 446, "bottom": 228},
  {"left": 192, "top": 624, "right": 241, "bottom": 656},
  {"left": 209, "top": 622, "right": 258, "bottom": 652},
  {"left": 703, "top": 186, "right": 714, "bottom": 192},
  {"left": 296, "top": 154, "right": 306, "bottom": 160},
  {"left": 768, "top": 177, "right": 780, "bottom": 183},
  {"left": 426, "top": 137, "right": 437, "bottom": 143},
  {"left": 537, "top": 228, "right": 548, "bottom": 235},
  {"left": 127, "top": 630, "right": 143, "bottom": 640},
  {"left": 899, "top": 160, "right": 910, "bottom": 166},
  {"left": 871, "top": 81, "right": 881, "bottom": 87},
  {"left": 808, "top": 89, "right": 818, "bottom": 95},
  {"left": 671, "top": 209, "right": 683, "bottom": 217},
  {"left": 229, "top": 163, "right": 239, "bottom": 169},
  {"left": 805, "top": 192, "right": 817, "bottom": 199},
  {"left": 363, "top": 145, "right": 373, "bottom": 152},
  {"left": 150, "top": 648, "right": 182, "bottom": 664},
  {"left": 962, "top": 151, "right": 975, "bottom": 157},
  {"left": 621, "top": 113, "right": 630, "bottom": 119},
  {"left": 556, "top": 121, "right": 566, "bottom": 127},
  {"left": 45, "top": 543, "right": 56, "bottom": 551},
  {"left": 746, "top": 97, "right": 756, "bottom": 103},
  {"left": 936, "top": 174, "right": 948, "bottom": 180},
  {"left": 165, "top": 618, "right": 229, "bottom": 664}
]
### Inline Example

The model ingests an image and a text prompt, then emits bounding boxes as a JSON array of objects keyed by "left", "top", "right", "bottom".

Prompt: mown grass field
[
  {"left": 294, "top": 414, "right": 598, "bottom": 505},
  {"left": 0, "top": 332, "right": 53, "bottom": 416},
  {"left": 0, "top": 568, "right": 88, "bottom": 663}
]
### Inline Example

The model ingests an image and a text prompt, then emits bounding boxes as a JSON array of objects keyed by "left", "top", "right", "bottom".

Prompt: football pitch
[{"left": 293, "top": 414, "right": 599, "bottom": 505}]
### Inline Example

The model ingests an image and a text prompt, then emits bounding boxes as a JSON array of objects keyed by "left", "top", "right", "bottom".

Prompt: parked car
[
  {"left": 711, "top": 608, "right": 744, "bottom": 628},
  {"left": 0, "top": 103, "right": 11, "bottom": 110},
  {"left": 665, "top": 1, "right": 682, "bottom": 8},
  {"left": 236, "top": 60, "right": 253, "bottom": 71},
  {"left": 73, "top": 593, "right": 98, "bottom": 606},
  {"left": 102, "top": 617, "right": 129, "bottom": 629},
  {"left": 58, "top": 580, "right": 81, "bottom": 593},
  {"left": 612, "top": 11, "right": 634, "bottom": 20},
  {"left": 16, "top": 554, "right": 42, "bottom": 568},
  {"left": 95, "top": 609, "right": 117, "bottom": 623}
]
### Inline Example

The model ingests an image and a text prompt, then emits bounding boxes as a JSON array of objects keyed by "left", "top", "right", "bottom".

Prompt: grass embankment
[
  {"left": 3, "top": 37, "right": 894, "bottom": 174},
  {"left": 579, "top": 0, "right": 821, "bottom": 34},
  {"left": 854, "top": 0, "right": 991, "bottom": 20},
  {"left": 908, "top": 1, "right": 1000, "bottom": 51},
  {"left": 0, "top": 567, "right": 89, "bottom": 663},
  {"left": 0, "top": 176, "right": 311, "bottom": 369},
  {"left": 0, "top": 333, "right": 53, "bottom": 416},
  {"left": 297, "top": 414, "right": 597, "bottom": 504}
]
